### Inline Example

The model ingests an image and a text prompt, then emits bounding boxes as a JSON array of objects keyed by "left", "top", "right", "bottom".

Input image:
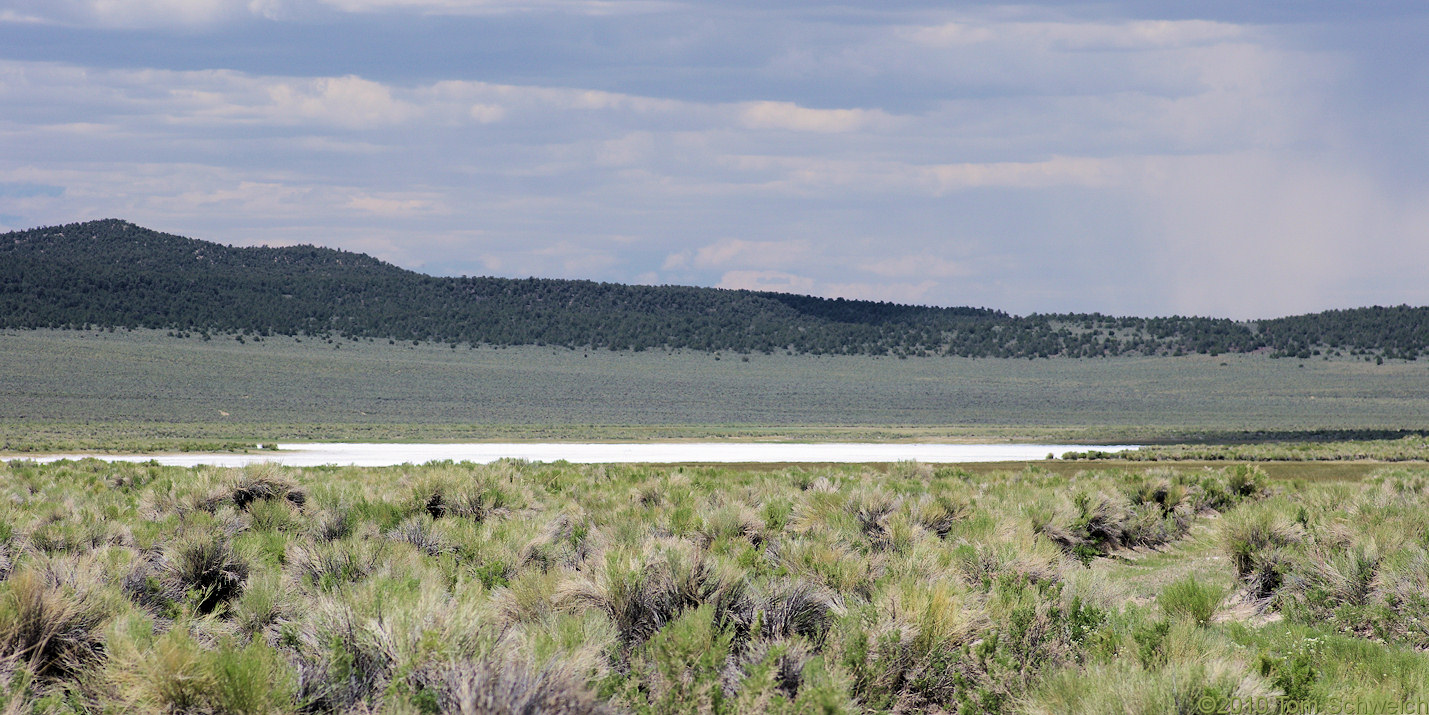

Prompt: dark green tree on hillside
[{"left": 2, "top": 219, "right": 1425, "bottom": 360}]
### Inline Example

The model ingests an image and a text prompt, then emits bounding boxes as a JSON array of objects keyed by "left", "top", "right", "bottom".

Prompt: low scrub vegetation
[
  {"left": 0, "top": 458, "right": 1425, "bottom": 712},
  {"left": 1220, "top": 471, "right": 1429, "bottom": 647},
  {"left": 10, "top": 327, "right": 1429, "bottom": 452},
  {"left": 1066, "top": 434, "right": 1429, "bottom": 462}
]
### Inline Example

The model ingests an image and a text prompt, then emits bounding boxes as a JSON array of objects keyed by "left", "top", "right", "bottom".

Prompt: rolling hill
[{"left": 3, "top": 219, "right": 1426, "bottom": 360}]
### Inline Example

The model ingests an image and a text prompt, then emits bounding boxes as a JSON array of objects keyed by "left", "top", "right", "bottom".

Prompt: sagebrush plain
[
  {"left": 5, "top": 329, "right": 1429, "bottom": 452},
  {"left": 6, "top": 458, "right": 1429, "bottom": 713},
  {"left": 7, "top": 327, "right": 1429, "bottom": 713}
]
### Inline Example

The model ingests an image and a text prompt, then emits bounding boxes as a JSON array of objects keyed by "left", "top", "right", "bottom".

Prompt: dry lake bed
[{"left": 11, "top": 442, "right": 1138, "bottom": 467}]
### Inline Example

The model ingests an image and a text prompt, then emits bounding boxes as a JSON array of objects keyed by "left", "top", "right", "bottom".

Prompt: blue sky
[{"left": 1, "top": 1, "right": 1426, "bottom": 318}]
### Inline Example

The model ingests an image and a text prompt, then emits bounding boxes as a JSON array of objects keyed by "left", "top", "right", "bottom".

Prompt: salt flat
[{"left": 13, "top": 442, "right": 1138, "bottom": 467}]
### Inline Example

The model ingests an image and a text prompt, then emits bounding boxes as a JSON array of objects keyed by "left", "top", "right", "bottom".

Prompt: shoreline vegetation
[
  {"left": 4, "top": 426, "right": 1429, "bottom": 458},
  {"left": 4, "top": 459, "right": 1429, "bottom": 713},
  {"left": 0, "top": 422, "right": 1166, "bottom": 456},
  {"left": 1065, "top": 435, "right": 1429, "bottom": 463},
  {"left": 5, "top": 426, "right": 1429, "bottom": 459}
]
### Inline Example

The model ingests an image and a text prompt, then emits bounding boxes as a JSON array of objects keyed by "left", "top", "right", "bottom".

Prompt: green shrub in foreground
[{"left": 1158, "top": 577, "right": 1225, "bottom": 626}]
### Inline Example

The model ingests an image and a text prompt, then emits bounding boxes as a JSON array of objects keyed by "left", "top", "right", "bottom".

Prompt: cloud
[
  {"left": 0, "top": 63, "right": 425, "bottom": 131},
  {"left": 665, "top": 238, "right": 810, "bottom": 271},
  {"left": 172, "top": 180, "right": 320, "bottom": 215},
  {"left": 0, "top": 62, "right": 686, "bottom": 134},
  {"left": 311, "top": 0, "right": 671, "bottom": 16},
  {"left": 0, "top": 0, "right": 252, "bottom": 28},
  {"left": 739, "top": 101, "right": 893, "bottom": 134},
  {"left": 2, "top": 4, "right": 1426, "bottom": 318},
  {"left": 714, "top": 155, "right": 1130, "bottom": 197},
  {"left": 716, "top": 270, "right": 816, "bottom": 295},
  {"left": 468, "top": 103, "right": 505, "bottom": 123},
  {"left": 260, "top": 75, "right": 416, "bottom": 127},
  {"left": 904, "top": 22, "right": 994, "bottom": 47},
  {"left": 0, "top": 9, "right": 48, "bottom": 23},
  {"left": 908, "top": 19, "right": 1246, "bottom": 52},
  {"left": 346, "top": 193, "right": 443, "bottom": 215},
  {"left": 480, "top": 240, "right": 619, "bottom": 278},
  {"left": 0, "top": 0, "right": 669, "bottom": 27},
  {"left": 923, "top": 157, "right": 1123, "bottom": 192}
]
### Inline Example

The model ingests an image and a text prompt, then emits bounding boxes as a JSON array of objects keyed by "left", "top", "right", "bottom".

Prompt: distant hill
[{"left": 2, "top": 219, "right": 1425, "bottom": 359}]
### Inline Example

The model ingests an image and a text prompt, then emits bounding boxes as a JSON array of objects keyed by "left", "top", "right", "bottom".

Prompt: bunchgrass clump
[
  {"left": 1220, "top": 502, "right": 1302, "bottom": 600},
  {"left": 414, "top": 655, "right": 615, "bottom": 715},
  {"left": 166, "top": 528, "right": 250, "bottom": 614},
  {"left": 228, "top": 464, "right": 304, "bottom": 511},
  {"left": 2, "top": 458, "right": 1428, "bottom": 713},
  {"left": 1158, "top": 577, "right": 1224, "bottom": 626},
  {"left": 0, "top": 566, "right": 112, "bottom": 677}
]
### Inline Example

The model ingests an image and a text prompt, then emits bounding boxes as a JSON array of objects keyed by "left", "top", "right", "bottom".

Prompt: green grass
[
  {"left": 0, "top": 422, "right": 1143, "bottom": 455},
  {"left": 4, "top": 328, "right": 1429, "bottom": 451},
  {"left": 944, "top": 460, "right": 1386, "bottom": 482},
  {"left": 2, "top": 458, "right": 1427, "bottom": 713},
  {"left": 1068, "top": 435, "right": 1429, "bottom": 462},
  {"left": 1157, "top": 577, "right": 1225, "bottom": 626}
]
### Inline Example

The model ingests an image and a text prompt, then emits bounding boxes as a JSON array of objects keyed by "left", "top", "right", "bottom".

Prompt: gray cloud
[{"left": 1, "top": 2, "right": 1426, "bottom": 316}]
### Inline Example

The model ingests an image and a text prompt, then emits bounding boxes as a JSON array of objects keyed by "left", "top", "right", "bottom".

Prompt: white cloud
[
  {"left": 664, "top": 238, "right": 810, "bottom": 271},
  {"left": 715, "top": 155, "right": 1131, "bottom": 197},
  {"left": 909, "top": 19, "right": 1245, "bottom": 52},
  {"left": 468, "top": 103, "right": 505, "bottom": 123},
  {"left": 480, "top": 240, "right": 619, "bottom": 277},
  {"left": 1, "top": 4, "right": 1424, "bottom": 318},
  {"left": 0, "top": 0, "right": 251, "bottom": 28},
  {"left": 922, "top": 156, "right": 1123, "bottom": 192},
  {"left": 245, "top": 0, "right": 292, "bottom": 20},
  {"left": 175, "top": 180, "right": 314, "bottom": 211},
  {"left": 0, "top": 9, "right": 48, "bottom": 23},
  {"left": 716, "top": 270, "right": 816, "bottom": 295},
  {"left": 95, "top": 0, "right": 242, "bottom": 26},
  {"left": 739, "top": 101, "right": 893, "bottom": 134},
  {"left": 904, "top": 22, "right": 994, "bottom": 46},
  {"left": 346, "top": 193, "right": 443, "bottom": 215},
  {"left": 0, "top": 0, "right": 669, "bottom": 27},
  {"left": 263, "top": 75, "right": 417, "bottom": 128},
  {"left": 312, "top": 0, "right": 670, "bottom": 15},
  {"left": 1033, "top": 19, "right": 1247, "bottom": 51}
]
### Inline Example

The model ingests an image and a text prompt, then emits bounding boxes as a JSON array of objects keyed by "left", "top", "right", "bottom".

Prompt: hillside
[{"left": 2, "top": 219, "right": 1425, "bottom": 359}]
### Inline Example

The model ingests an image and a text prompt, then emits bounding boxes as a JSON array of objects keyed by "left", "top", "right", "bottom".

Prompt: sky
[{"left": 1, "top": 1, "right": 1427, "bottom": 319}]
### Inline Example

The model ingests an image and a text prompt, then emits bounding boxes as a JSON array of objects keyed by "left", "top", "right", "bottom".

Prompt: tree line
[{"left": 2, "top": 219, "right": 1424, "bottom": 360}]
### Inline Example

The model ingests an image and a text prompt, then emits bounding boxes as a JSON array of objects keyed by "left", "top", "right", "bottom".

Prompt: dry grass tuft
[
  {"left": 0, "top": 567, "right": 111, "bottom": 677},
  {"left": 228, "top": 464, "right": 305, "bottom": 511},
  {"left": 412, "top": 656, "right": 615, "bottom": 715},
  {"left": 165, "top": 529, "right": 250, "bottom": 614}
]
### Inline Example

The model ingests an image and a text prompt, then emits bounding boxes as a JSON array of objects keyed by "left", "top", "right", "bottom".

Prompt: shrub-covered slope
[{"left": 3, "top": 219, "right": 1426, "bottom": 358}]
